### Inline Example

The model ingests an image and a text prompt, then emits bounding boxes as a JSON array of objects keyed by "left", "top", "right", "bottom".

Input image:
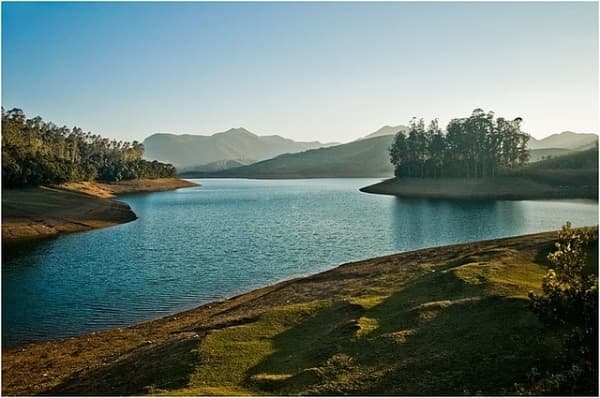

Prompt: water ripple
[{"left": 2, "top": 178, "right": 598, "bottom": 346}]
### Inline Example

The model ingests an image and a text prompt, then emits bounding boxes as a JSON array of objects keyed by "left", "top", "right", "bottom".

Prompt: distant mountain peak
[
  {"left": 217, "top": 127, "right": 256, "bottom": 137},
  {"left": 143, "top": 128, "right": 333, "bottom": 168},
  {"left": 360, "top": 125, "right": 409, "bottom": 140}
]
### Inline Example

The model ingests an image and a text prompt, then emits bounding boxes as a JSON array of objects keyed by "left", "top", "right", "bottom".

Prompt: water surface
[{"left": 3, "top": 178, "right": 598, "bottom": 346}]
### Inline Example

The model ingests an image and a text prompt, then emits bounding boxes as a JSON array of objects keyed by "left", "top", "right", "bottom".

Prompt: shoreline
[
  {"left": 178, "top": 173, "right": 393, "bottom": 179},
  {"left": 1, "top": 178, "right": 198, "bottom": 243},
  {"left": 360, "top": 176, "right": 599, "bottom": 200},
  {"left": 2, "top": 230, "right": 572, "bottom": 395}
]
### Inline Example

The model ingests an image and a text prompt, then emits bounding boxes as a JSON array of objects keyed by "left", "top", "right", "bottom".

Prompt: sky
[{"left": 2, "top": 2, "right": 598, "bottom": 143}]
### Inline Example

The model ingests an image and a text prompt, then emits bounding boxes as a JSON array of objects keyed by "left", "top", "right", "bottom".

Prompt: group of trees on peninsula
[
  {"left": 389, "top": 109, "right": 530, "bottom": 178},
  {"left": 2, "top": 108, "right": 176, "bottom": 188}
]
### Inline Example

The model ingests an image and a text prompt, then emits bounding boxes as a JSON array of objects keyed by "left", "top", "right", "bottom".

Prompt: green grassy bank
[{"left": 3, "top": 230, "right": 596, "bottom": 395}]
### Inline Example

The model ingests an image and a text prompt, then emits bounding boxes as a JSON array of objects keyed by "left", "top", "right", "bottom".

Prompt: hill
[
  {"left": 3, "top": 230, "right": 595, "bottom": 395},
  {"left": 528, "top": 131, "right": 598, "bottom": 150},
  {"left": 528, "top": 148, "right": 574, "bottom": 163},
  {"left": 177, "top": 159, "right": 255, "bottom": 174},
  {"left": 143, "top": 128, "right": 334, "bottom": 169},
  {"left": 186, "top": 135, "right": 395, "bottom": 178},
  {"left": 180, "top": 129, "right": 597, "bottom": 178},
  {"left": 514, "top": 147, "right": 599, "bottom": 188},
  {"left": 525, "top": 147, "right": 598, "bottom": 170}
]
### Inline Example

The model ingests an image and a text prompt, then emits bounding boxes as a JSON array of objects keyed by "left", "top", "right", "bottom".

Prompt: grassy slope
[
  {"left": 528, "top": 148, "right": 574, "bottom": 163},
  {"left": 3, "top": 231, "right": 589, "bottom": 395},
  {"left": 361, "top": 148, "right": 598, "bottom": 200},
  {"left": 183, "top": 135, "right": 395, "bottom": 178}
]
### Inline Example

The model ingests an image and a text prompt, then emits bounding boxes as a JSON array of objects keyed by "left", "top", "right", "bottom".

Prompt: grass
[
  {"left": 526, "top": 147, "right": 598, "bottom": 170},
  {"left": 3, "top": 230, "right": 595, "bottom": 395},
  {"left": 168, "top": 247, "right": 552, "bottom": 396}
]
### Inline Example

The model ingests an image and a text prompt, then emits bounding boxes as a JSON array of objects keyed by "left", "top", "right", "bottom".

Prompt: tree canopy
[
  {"left": 2, "top": 108, "right": 176, "bottom": 188},
  {"left": 389, "top": 109, "right": 530, "bottom": 178}
]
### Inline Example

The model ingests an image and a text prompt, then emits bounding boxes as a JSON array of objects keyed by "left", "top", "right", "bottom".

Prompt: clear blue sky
[{"left": 2, "top": 2, "right": 598, "bottom": 143}]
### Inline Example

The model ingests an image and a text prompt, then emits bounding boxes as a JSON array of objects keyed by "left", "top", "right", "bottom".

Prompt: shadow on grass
[
  {"left": 42, "top": 336, "right": 201, "bottom": 396},
  {"left": 243, "top": 268, "right": 556, "bottom": 395}
]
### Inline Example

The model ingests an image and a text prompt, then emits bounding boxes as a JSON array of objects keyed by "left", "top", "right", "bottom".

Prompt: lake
[{"left": 2, "top": 178, "right": 598, "bottom": 346}]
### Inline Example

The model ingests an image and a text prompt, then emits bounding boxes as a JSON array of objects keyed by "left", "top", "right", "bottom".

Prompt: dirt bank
[
  {"left": 2, "top": 179, "right": 198, "bottom": 242},
  {"left": 360, "top": 176, "right": 598, "bottom": 200}
]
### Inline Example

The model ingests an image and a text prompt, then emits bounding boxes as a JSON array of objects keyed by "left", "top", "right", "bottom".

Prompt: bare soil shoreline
[
  {"left": 360, "top": 176, "right": 598, "bottom": 200},
  {"left": 1, "top": 178, "right": 197, "bottom": 242}
]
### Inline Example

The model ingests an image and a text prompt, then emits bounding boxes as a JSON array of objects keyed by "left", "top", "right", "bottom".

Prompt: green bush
[{"left": 522, "top": 223, "right": 598, "bottom": 395}]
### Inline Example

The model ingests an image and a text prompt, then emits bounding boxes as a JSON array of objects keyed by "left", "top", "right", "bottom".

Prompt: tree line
[
  {"left": 2, "top": 108, "right": 176, "bottom": 188},
  {"left": 389, "top": 109, "right": 530, "bottom": 178}
]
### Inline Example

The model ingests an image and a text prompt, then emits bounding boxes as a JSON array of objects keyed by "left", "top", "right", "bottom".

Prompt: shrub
[{"left": 521, "top": 223, "right": 598, "bottom": 395}]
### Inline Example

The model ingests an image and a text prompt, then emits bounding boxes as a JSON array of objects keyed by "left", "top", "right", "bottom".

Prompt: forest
[
  {"left": 2, "top": 108, "right": 176, "bottom": 188},
  {"left": 389, "top": 109, "right": 530, "bottom": 178}
]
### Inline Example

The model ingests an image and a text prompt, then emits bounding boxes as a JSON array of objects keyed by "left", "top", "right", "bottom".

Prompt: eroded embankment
[{"left": 2, "top": 178, "right": 197, "bottom": 242}]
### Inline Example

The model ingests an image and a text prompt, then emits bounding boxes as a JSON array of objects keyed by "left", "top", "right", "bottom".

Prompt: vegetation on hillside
[
  {"left": 526, "top": 146, "right": 598, "bottom": 170},
  {"left": 2, "top": 108, "right": 176, "bottom": 188},
  {"left": 511, "top": 147, "right": 599, "bottom": 188},
  {"left": 389, "top": 109, "right": 529, "bottom": 178}
]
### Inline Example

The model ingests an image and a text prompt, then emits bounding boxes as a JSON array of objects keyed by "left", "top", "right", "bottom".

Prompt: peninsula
[
  {"left": 2, "top": 178, "right": 197, "bottom": 242},
  {"left": 2, "top": 108, "right": 197, "bottom": 242}
]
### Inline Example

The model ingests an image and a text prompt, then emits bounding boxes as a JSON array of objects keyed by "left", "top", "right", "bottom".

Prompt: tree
[
  {"left": 390, "top": 131, "right": 408, "bottom": 177},
  {"left": 427, "top": 119, "right": 446, "bottom": 177},
  {"left": 388, "top": 109, "right": 530, "bottom": 179},
  {"left": 2, "top": 108, "right": 177, "bottom": 188}
]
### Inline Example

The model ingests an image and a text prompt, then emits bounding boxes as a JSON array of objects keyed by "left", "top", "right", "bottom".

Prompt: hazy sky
[{"left": 2, "top": 2, "right": 598, "bottom": 143}]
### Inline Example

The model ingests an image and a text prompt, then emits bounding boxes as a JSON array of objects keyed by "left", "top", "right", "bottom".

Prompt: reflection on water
[
  {"left": 2, "top": 178, "right": 597, "bottom": 346},
  {"left": 390, "top": 198, "right": 528, "bottom": 249}
]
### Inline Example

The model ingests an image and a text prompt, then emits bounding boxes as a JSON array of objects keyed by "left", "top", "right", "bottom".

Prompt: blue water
[{"left": 2, "top": 178, "right": 598, "bottom": 346}]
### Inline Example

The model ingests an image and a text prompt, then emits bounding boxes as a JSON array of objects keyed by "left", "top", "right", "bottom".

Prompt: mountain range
[
  {"left": 181, "top": 135, "right": 396, "bottom": 179},
  {"left": 143, "top": 128, "right": 336, "bottom": 170},
  {"left": 527, "top": 131, "right": 598, "bottom": 151},
  {"left": 144, "top": 126, "right": 597, "bottom": 178}
]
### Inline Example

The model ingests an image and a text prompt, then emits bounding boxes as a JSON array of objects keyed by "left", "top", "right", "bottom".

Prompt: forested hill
[{"left": 2, "top": 108, "right": 176, "bottom": 188}]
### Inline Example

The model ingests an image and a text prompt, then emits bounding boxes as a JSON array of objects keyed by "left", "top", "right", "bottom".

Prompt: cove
[{"left": 2, "top": 178, "right": 598, "bottom": 346}]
